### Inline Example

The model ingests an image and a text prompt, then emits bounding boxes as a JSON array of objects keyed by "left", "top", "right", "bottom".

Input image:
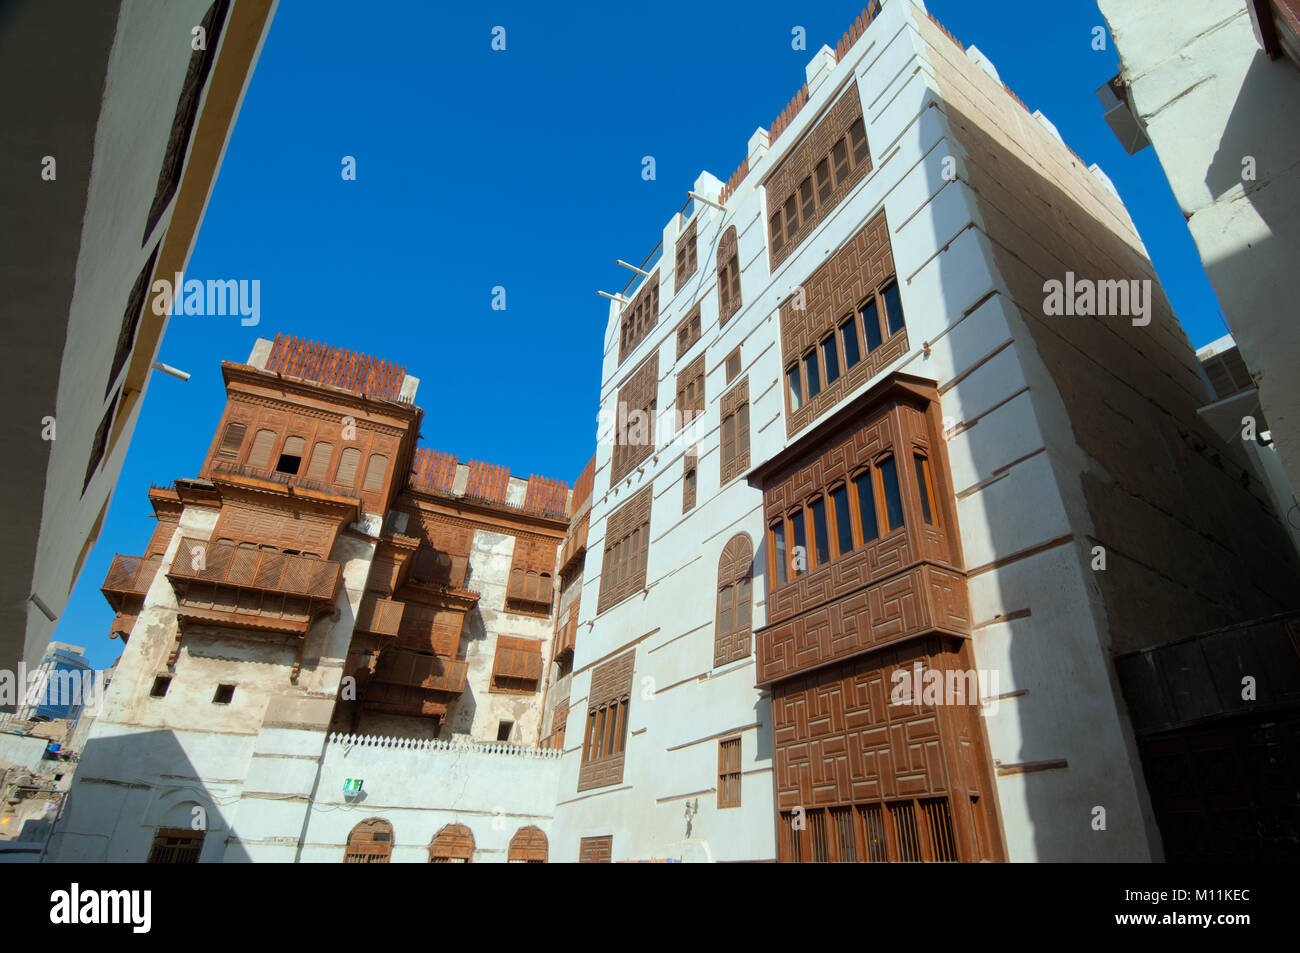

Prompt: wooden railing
[
  {"left": 355, "top": 594, "right": 404, "bottom": 637},
  {"left": 102, "top": 554, "right": 162, "bottom": 599},
  {"left": 167, "top": 537, "right": 340, "bottom": 600},
  {"left": 371, "top": 650, "right": 469, "bottom": 694}
]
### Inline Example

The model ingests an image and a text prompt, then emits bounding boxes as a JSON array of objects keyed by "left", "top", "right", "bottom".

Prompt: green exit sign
[{"left": 344, "top": 778, "right": 363, "bottom": 794}]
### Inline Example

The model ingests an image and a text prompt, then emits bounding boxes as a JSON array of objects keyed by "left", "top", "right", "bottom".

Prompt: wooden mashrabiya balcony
[{"left": 166, "top": 536, "right": 341, "bottom": 635}]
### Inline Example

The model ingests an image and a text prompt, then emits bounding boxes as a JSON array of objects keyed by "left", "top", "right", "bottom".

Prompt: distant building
[
  {"left": 17, "top": 643, "right": 94, "bottom": 724},
  {"left": 0, "top": 0, "right": 278, "bottom": 681},
  {"left": 51, "top": 335, "right": 574, "bottom": 862}
]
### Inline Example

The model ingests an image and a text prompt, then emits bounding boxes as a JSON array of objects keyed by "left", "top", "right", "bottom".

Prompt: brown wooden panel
[
  {"left": 611, "top": 352, "right": 659, "bottom": 484},
  {"left": 770, "top": 637, "right": 1002, "bottom": 862},
  {"left": 578, "top": 834, "right": 612, "bottom": 863},
  {"left": 429, "top": 823, "right": 474, "bottom": 862},
  {"left": 508, "top": 826, "right": 548, "bottom": 862},
  {"left": 779, "top": 211, "right": 905, "bottom": 437}
]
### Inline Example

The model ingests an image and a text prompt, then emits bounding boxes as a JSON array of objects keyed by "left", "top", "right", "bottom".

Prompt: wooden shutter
[
  {"left": 725, "top": 347, "right": 741, "bottom": 383},
  {"left": 336, "top": 447, "right": 361, "bottom": 486},
  {"left": 247, "top": 429, "right": 276, "bottom": 469},
  {"left": 281, "top": 435, "right": 305, "bottom": 457},
  {"left": 305, "top": 441, "right": 333, "bottom": 482},
  {"left": 715, "top": 534, "right": 754, "bottom": 666},
  {"left": 343, "top": 819, "right": 392, "bottom": 863},
  {"left": 491, "top": 636, "right": 544, "bottom": 691},
  {"left": 363, "top": 453, "right": 388, "bottom": 492},
  {"left": 218, "top": 422, "right": 246, "bottom": 458},
  {"left": 736, "top": 402, "right": 750, "bottom": 469},
  {"left": 508, "top": 826, "right": 548, "bottom": 863},
  {"left": 578, "top": 835, "right": 613, "bottom": 863},
  {"left": 719, "top": 737, "right": 742, "bottom": 808},
  {"left": 429, "top": 823, "right": 474, "bottom": 863}
]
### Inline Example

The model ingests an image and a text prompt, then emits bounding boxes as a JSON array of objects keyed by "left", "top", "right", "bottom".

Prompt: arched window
[
  {"left": 715, "top": 534, "right": 754, "bottom": 666},
  {"left": 335, "top": 447, "right": 361, "bottom": 487},
  {"left": 343, "top": 818, "right": 392, "bottom": 863},
  {"left": 717, "top": 226, "right": 741, "bottom": 324},
  {"left": 429, "top": 823, "right": 474, "bottom": 863},
  {"left": 305, "top": 441, "right": 334, "bottom": 483},
  {"left": 508, "top": 826, "right": 548, "bottom": 863},
  {"left": 363, "top": 453, "right": 388, "bottom": 493},
  {"left": 276, "top": 435, "right": 305, "bottom": 475},
  {"left": 147, "top": 826, "right": 203, "bottom": 863},
  {"left": 247, "top": 428, "right": 277, "bottom": 470}
]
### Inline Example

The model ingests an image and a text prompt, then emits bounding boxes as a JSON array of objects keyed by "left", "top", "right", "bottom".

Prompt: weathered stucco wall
[
  {"left": 301, "top": 733, "right": 561, "bottom": 862},
  {"left": 1100, "top": 0, "right": 1300, "bottom": 499}
]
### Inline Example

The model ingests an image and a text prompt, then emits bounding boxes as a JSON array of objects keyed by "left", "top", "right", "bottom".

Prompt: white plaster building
[
  {"left": 0, "top": 0, "right": 279, "bottom": 681},
  {"left": 548, "top": 0, "right": 1299, "bottom": 863},
  {"left": 1098, "top": 0, "right": 1300, "bottom": 501}
]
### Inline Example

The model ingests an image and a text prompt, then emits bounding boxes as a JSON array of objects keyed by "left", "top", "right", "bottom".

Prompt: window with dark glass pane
[
  {"left": 787, "top": 366, "right": 803, "bottom": 411},
  {"left": 804, "top": 351, "right": 821, "bottom": 399},
  {"left": 854, "top": 471, "right": 879, "bottom": 543},
  {"left": 832, "top": 138, "right": 850, "bottom": 184},
  {"left": 831, "top": 484, "right": 853, "bottom": 556},
  {"left": 770, "top": 213, "right": 784, "bottom": 255},
  {"left": 840, "top": 314, "right": 861, "bottom": 369},
  {"left": 810, "top": 497, "right": 830, "bottom": 566},
  {"left": 882, "top": 281, "right": 905, "bottom": 335},
  {"left": 879, "top": 456, "right": 905, "bottom": 530},
  {"left": 914, "top": 453, "right": 934, "bottom": 525},
  {"left": 783, "top": 196, "right": 800, "bottom": 243},
  {"left": 772, "top": 521, "right": 787, "bottom": 584},
  {"left": 821, "top": 333, "right": 840, "bottom": 385},
  {"left": 800, "top": 177, "right": 815, "bottom": 223},
  {"left": 849, "top": 117, "right": 869, "bottom": 167},
  {"left": 815, "top": 158, "right": 832, "bottom": 204},
  {"left": 862, "top": 298, "right": 882, "bottom": 352},
  {"left": 790, "top": 510, "right": 806, "bottom": 574}
]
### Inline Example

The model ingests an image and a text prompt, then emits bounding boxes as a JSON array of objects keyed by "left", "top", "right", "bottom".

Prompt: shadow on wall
[
  {"left": 917, "top": 83, "right": 1300, "bottom": 862},
  {"left": 1205, "top": 51, "right": 1300, "bottom": 208},
  {"left": 46, "top": 727, "right": 250, "bottom": 863}
]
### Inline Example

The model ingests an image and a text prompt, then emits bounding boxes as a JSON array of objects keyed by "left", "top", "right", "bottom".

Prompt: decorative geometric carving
[
  {"left": 597, "top": 486, "right": 653, "bottom": 614},
  {"left": 618, "top": 271, "right": 660, "bottom": 365},
  {"left": 719, "top": 377, "right": 751, "bottom": 486},
  {"left": 718, "top": 226, "right": 742, "bottom": 325},
  {"left": 765, "top": 82, "right": 872, "bottom": 269},
  {"left": 780, "top": 211, "right": 904, "bottom": 437},
  {"left": 715, "top": 534, "right": 754, "bottom": 667},
  {"left": 611, "top": 353, "right": 659, "bottom": 484},
  {"left": 675, "top": 217, "right": 698, "bottom": 293}
]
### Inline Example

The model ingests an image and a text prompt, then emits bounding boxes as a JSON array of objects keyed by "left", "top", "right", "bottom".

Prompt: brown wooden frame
[
  {"left": 428, "top": 822, "right": 474, "bottom": 863},
  {"left": 718, "top": 737, "right": 742, "bottom": 809},
  {"left": 343, "top": 818, "right": 393, "bottom": 863},
  {"left": 776, "top": 796, "right": 961, "bottom": 863},
  {"left": 508, "top": 825, "right": 548, "bottom": 863},
  {"left": 147, "top": 826, "right": 203, "bottom": 863},
  {"left": 784, "top": 278, "right": 906, "bottom": 422}
]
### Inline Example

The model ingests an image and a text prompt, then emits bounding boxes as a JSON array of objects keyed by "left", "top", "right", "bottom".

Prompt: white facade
[
  {"left": 1099, "top": 0, "right": 1300, "bottom": 497},
  {"left": 548, "top": 0, "right": 1294, "bottom": 863}
]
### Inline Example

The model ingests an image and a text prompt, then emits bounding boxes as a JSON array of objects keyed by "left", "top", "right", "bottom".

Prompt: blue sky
[{"left": 62, "top": 0, "right": 1227, "bottom": 669}]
